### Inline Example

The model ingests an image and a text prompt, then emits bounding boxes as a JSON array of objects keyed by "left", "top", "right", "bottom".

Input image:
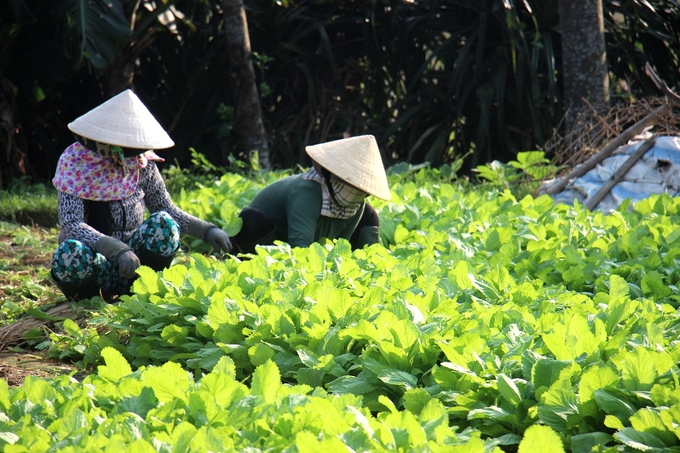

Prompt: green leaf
[
  {"left": 609, "top": 274, "right": 630, "bottom": 300},
  {"left": 485, "top": 229, "right": 502, "bottom": 251},
  {"left": 513, "top": 151, "right": 549, "bottom": 169},
  {"left": 199, "top": 371, "right": 248, "bottom": 410},
  {"left": 518, "top": 424, "right": 565, "bottom": 453},
  {"left": 142, "top": 362, "right": 192, "bottom": 404},
  {"left": 251, "top": 360, "right": 280, "bottom": 403},
  {"left": 0, "top": 379, "right": 9, "bottom": 411},
  {"left": 249, "top": 343, "right": 276, "bottom": 367},
  {"left": 0, "top": 432, "right": 19, "bottom": 445},
  {"left": 207, "top": 295, "right": 239, "bottom": 330},
  {"left": 327, "top": 290, "right": 355, "bottom": 321},
  {"left": 116, "top": 387, "right": 157, "bottom": 419},
  {"left": 378, "top": 369, "right": 418, "bottom": 391},
  {"left": 542, "top": 313, "right": 599, "bottom": 360},
  {"left": 380, "top": 408, "right": 427, "bottom": 449},
  {"left": 131, "top": 266, "right": 162, "bottom": 295},
  {"left": 641, "top": 270, "right": 671, "bottom": 298},
  {"left": 186, "top": 346, "right": 225, "bottom": 371},
  {"left": 56, "top": 408, "right": 88, "bottom": 438},
  {"left": 579, "top": 365, "right": 619, "bottom": 403},
  {"left": 614, "top": 427, "right": 668, "bottom": 450},
  {"left": 23, "top": 375, "right": 57, "bottom": 405},
  {"left": 537, "top": 381, "right": 580, "bottom": 431},
  {"left": 378, "top": 395, "right": 398, "bottom": 413},
  {"left": 629, "top": 408, "right": 677, "bottom": 448},
  {"left": 340, "top": 319, "right": 381, "bottom": 343},
  {"left": 394, "top": 224, "right": 411, "bottom": 244},
  {"left": 211, "top": 356, "right": 236, "bottom": 379},
  {"left": 497, "top": 373, "right": 522, "bottom": 406},
  {"left": 296, "top": 368, "right": 325, "bottom": 387},
  {"left": 62, "top": 318, "right": 82, "bottom": 336},
  {"left": 188, "top": 425, "right": 231, "bottom": 452},
  {"left": 531, "top": 359, "right": 573, "bottom": 397},
  {"left": 469, "top": 406, "right": 516, "bottom": 423},
  {"left": 170, "top": 422, "right": 199, "bottom": 452},
  {"left": 570, "top": 432, "right": 613, "bottom": 453},
  {"left": 604, "top": 414, "right": 625, "bottom": 430},
  {"left": 98, "top": 347, "right": 133, "bottom": 381},
  {"left": 612, "top": 348, "right": 659, "bottom": 392},
  {"left": 327, "top": 375, "right": 376, "bottom": 395},
  {"left": 418, "top": 410, "right": 451, "bottom": 447},
  {"left": 161, "top": 324, "right": 189, "bottom": 346},
  {"left": 594, "top": 389, "right": 637, "bottom": 424},
  {"left": 26, "top": 307, "right": 65, "bottom": 321},
  {"left": 434, "top": 362, "right": 483, "bottom": 393},
  {"left": 604, "top": 296, "right": 637, "bottom": 336},
  {"left": 219, "top": 201, "right": 243, "bottom": 236},
  {"left": 402, "top": 388, "right": 433, "bottom": 415}
]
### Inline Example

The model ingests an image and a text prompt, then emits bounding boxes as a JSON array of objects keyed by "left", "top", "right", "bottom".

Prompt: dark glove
[
  {"left": 116, "top": 250, "right": 141, "bottom": 279},
  {"left": 95, "top": 236, "right": 139, "bottom": 278},
  {"left": 205, "top": 227, "right": 233, "bottom": 254}
]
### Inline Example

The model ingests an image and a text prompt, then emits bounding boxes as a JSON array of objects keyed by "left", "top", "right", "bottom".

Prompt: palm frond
[{"left": 64, "top": 0, "right": 131, "bottom": 69}]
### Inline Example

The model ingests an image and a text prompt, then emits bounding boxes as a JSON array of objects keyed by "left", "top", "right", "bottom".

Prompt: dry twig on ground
[{"left": 0, "top": 304, "right": 76, "bottom": 350}]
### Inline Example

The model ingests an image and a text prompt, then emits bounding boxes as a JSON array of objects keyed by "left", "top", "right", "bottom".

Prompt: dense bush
[{"left": 1, "top": 0, "right": 679, "bottom": 187}]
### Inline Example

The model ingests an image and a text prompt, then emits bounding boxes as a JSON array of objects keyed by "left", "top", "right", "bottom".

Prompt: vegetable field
[{"left": 4, "top": 166, "right": 680, "bottom": 452}]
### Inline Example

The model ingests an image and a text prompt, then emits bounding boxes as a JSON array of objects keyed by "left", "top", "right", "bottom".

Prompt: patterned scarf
[
  {"left": 302, "top": 167, "right": 367, "bottom": 219},
  {"left": 52, "top": 141, "right": 164, "bottom": 201}
]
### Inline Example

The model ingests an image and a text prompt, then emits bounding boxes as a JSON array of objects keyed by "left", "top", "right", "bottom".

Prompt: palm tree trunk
[
  {"left": 559, "top": 0, "right": 610, "bottom": 135},
  {"left": 222, "top": 0, "right": 271, "bottom": 170}
]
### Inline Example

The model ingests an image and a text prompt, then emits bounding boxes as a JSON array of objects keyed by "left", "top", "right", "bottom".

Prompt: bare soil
[
  {"left": 0, "top": 352, "right": 79, "bottom": 386},
  {"left": 0, "top": 223, "right": 79, "bottom": 386}
]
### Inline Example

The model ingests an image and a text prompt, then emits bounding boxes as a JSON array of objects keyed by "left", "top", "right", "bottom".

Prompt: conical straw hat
[
  {"left": 306, "top": 135, "right": 391, "bottom": 200},
  {"left": 68, "top": 89, "right": 174, "bottom": 150}
]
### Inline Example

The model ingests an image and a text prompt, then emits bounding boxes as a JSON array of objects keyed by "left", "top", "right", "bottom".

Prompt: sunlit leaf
[
  {"left": 518, "top": 424, "right": 565, "bottom": 453},
  {"left": 98, "top": 347, "right": 133, "bottom": 381}
]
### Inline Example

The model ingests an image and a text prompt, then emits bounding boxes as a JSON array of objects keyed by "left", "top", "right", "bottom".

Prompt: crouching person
[
  {"left": 51, "top": 89, "right": 232, "bottom": 301},
  {"left": 230, "top": 134, "right": 391, "bottom": 253}
]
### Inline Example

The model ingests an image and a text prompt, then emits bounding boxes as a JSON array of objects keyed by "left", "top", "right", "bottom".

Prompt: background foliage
[{"left": 1, "top": 0, "right": 679, "bottom": 188}]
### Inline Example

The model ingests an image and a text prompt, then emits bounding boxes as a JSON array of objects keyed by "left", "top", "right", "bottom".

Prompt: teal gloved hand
[
  {"left": 116, "top": 250, "right": 140, "bottom": 279},
  {"left": 205, "top": 227, "right": 233, "bottom": 254}
]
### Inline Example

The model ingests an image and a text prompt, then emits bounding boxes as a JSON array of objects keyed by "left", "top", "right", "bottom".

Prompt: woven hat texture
[
  {"left": 68, "top": 89, "right": 174, "bottom": 150},
  {"left": 306, "top": 135, "right": 391, "bottom": 200}
]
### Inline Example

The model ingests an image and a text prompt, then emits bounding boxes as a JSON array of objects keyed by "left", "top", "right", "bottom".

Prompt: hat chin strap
[
  {"left": 310, "top": 160, "right": 338, "bottom": 202},
  {"left": 311, "top": 160, "right": 324, "bottom": 175},
  {"left": 321, "top": 168, "right": 339, "bottom": 203}
]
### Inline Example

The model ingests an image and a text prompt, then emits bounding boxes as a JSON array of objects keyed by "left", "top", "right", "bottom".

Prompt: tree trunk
[
  {"left": 102, "top": 2, "right": 155, "bottom": 99},
  {"left": 0, "top": 75, "right": 28, "bottom": 190},
  {"left": 222, "top": 0, "right": 271, "bottom": 170},
  {"left": 558, "top": 0, "right": 609, "bottom": 133}
]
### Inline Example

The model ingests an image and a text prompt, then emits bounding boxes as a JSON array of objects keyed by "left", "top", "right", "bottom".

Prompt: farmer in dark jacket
[
  {"left": 230, "top": 134, "right": 391, "bottom": 253},
  {"left": 51, "top": 89, "right": 232, "bottom": 300}
]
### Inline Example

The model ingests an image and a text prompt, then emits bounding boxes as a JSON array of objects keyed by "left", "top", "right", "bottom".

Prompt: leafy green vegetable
[
  {"left": 0, "top": 352, "right": 500, "bottom": 452},
  {"left": 18, "top": 169, "right": 680, "bottom": 451}
]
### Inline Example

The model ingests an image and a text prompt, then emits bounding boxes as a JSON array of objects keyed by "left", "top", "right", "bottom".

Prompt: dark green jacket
[{"left": 248, "top": 174, "right": 364, "bottom": 248}]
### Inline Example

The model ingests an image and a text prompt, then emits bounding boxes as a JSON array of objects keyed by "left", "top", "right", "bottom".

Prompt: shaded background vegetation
[{"left": 1, "top": 0, "right": 679, "bottom": 188}]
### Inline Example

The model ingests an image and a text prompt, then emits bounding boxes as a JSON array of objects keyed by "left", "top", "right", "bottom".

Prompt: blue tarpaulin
[{"left": 552, "top": 135, "right": 680, "bottom": 212}]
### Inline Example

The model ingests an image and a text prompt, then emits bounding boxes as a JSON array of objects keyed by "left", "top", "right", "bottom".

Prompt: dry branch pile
[{"left": 544, "top": 97, "right": 680, "bottom": 176}]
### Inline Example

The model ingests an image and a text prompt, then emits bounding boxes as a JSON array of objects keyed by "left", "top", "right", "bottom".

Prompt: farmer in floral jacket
[
  {"left": 51, "top": 90, "right": 232, "bottom": 300},
  {"left": 230, "top": 134, "right": 391, "bottom": 253}
]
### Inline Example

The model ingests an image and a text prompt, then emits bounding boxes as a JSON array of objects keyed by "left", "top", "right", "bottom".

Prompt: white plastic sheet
[{"left": 552, "top": 135, "right": 680, "bottom": 212}]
